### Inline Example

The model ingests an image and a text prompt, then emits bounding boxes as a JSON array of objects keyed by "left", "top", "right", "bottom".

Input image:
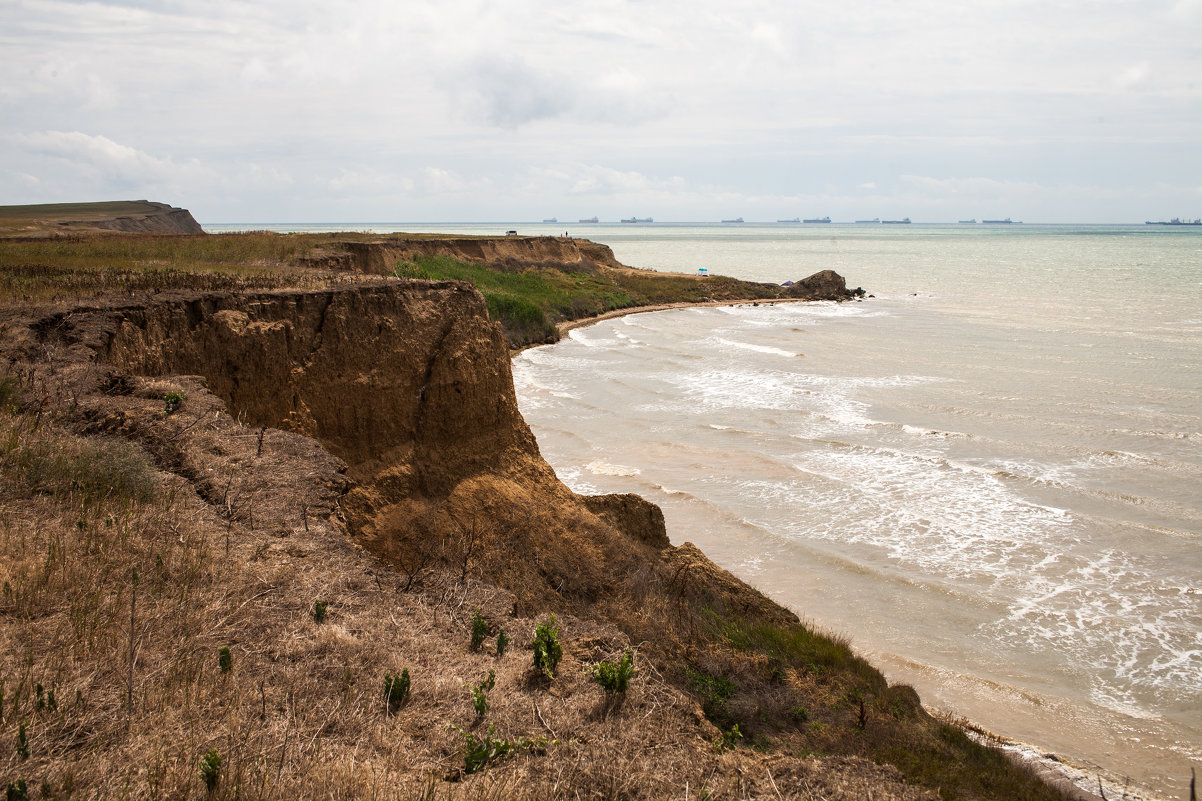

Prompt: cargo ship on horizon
[{"left": 1145, "top": 217, "right": 1201, "bottom": 225}]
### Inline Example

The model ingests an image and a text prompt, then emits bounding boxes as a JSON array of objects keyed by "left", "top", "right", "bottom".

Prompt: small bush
[
  {"left": 16, "top": 720, "right": 28, "bottom": 759},
  {"left": 163, "top": 392, "right": 185, "bottom": 415},
  {"left": 685, "top": 667, "right": 736, "bottom": 718},
  {"left": 788, "top": 705, "right": 809, "bottom": 723},
  {"left": 218, "top": 646, "right": 232, "bottom": 674},
  {"left": 470, "top": 608, "right": 488, "bottom": 651},
  {"left": 714, "top": 724, "right": 743, "bottom": 753},
  {"left": 469, "top": 669, "right": 496, "bottom": 717},
  {"left": 5, "top": 780, "right": 28, "bottom": 801},
  {"left": 9, "top": 436, "right": 157, "bottom": 504},
  {"left": 393, "top": 260, "right": 432, "bottom": 280},
  {"left": 384, "top": 668, "right": 411, "bottom": 709},
  {"left": 496, "top": 627, "right": 509, "bottom": 658},
  {"left": 199, "top": 748, "right": 221, "bottom": 792},
  {"left": 450, "top": 723, "right": 544, "bottom": 775},
  {"left": 590, "top": 649, "right": 636, "bottom": 695},
  {"left": 532, "top": 615, "right": 563, "bottom": 679},
  {"left": 312, "top": 599, "right": 328, "bottom": 624}
]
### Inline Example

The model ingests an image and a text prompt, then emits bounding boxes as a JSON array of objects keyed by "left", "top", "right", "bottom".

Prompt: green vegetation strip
[{"left": 394, "top": 254, "right": 780, "bottom": 348}]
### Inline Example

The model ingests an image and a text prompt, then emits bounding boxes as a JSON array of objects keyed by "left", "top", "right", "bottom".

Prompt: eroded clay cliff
[
  {"left": 26, "top": 279, "right": 723, "bottom": 617},
  {"left": 303, "top": 235, "right": 624, "bottom": 275}
]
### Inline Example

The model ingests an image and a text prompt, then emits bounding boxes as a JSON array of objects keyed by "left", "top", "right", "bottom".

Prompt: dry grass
[{"left": 0, "top": 368, "right": 947, "bottom": 800}]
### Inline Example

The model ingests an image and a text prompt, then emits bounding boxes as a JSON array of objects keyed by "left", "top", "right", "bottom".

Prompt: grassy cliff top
[{"left": 0, "top": 231, "right": 795, "bottom": 347}]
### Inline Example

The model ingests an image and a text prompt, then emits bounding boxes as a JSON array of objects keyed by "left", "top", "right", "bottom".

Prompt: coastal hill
[
  {"left": 0, "top": 212, "right": 1071, "bottom": 799},
  {"left": 0, "top": 200, "right": 204, "bottom": 236}
]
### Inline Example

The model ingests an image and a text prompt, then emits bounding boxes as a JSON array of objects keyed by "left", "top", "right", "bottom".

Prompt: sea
[{"left": 208, "top": 221, "right": 1201, "bottom": 799}]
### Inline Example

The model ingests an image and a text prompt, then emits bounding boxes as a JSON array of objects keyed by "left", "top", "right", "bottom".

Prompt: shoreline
[
  {"left": 515, "top": 298, "right": 1176, "bottom": 801},
  {"left": 554, "top": 296, "right": 806, "bottom": 337}
]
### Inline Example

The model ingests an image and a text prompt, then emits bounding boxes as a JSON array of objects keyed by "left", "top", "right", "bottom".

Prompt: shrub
[
  {"left": 218, "top": 646, "right": 232, "bottom": 674},
  {"left": 714, "top": 724, "right": 743, "bottom": 753},
  {"left": 163, "top": 392, "right": 185, "bottom": 415},
  {"left": 199, "top": 748, "right": 221, "bottom": 792},
  {"left": 5, "top": 780, "right": 27, "bottom": 801},
  {"left": 450, "top": 723, "right": 544, "bottom": 775},
  {"left": 16, "top": 720, "right": 28, "bottom": 759},
  {"left": 10, "top": 436, "right": 157, "bottom": 505},
  {"left": 312, "top": 599, "right": 328, "bottom": 624},
  {"left": 685, "top": 666, "right": 736, "bottom": 718},
  {"left": 470, "top": 608, "right": 488, "bottom": 652},
  {"left": 496, "top": 627, "right": 509, "bottom": 658},
  {"left": 590, "top": 649, "right": 636, "bottom": 695},
  {"left": 532, "top": 615, "right": 563, "bottom": 679},
  {"left": 393, "top": 260, "right": 431, "bottom": 280},
  {"left": 384, "top": 668, "right": 411, "bottom": 709},
  {"left": 469, "top": 669, "right": 496, "bottom": 717}
]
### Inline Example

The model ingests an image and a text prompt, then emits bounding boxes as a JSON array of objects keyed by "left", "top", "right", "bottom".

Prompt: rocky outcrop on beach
[{"left": 782, "top": 268, "right": 862, "bottom": 300}]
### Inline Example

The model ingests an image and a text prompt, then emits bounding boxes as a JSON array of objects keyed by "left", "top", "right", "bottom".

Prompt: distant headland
[{"left": 0, "top": 199, "right": 204, "bottom": 236}]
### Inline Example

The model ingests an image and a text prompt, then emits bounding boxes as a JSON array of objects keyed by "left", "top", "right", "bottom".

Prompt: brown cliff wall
[
  {"left": 99, "top": 281, "right": 537, "bottom": 490},
  {"left": 78, "top": 280, "right": 678, "bottom": 612},
  {"left": 0, "top": 200, "right": 205, "bottom": 236},
  {"left": 305, "top": 235, "right": 623, "bottom": 274},
  {"left": 88, "top": 205, "right": 204, "bottom": 234}
]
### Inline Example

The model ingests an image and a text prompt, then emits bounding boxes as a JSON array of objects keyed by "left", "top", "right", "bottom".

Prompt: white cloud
[
  {"left": 0, "top": 0, "right": 1199, "bottom": 221},
  {"left": 10, "top": 130, "right": 210, "bottom": 185},
  {"left": 1114, "top": 62, "right": 1152, "bottom": 90}
]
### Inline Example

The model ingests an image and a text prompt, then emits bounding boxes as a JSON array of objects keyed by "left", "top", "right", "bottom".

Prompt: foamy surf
[{"left": 513, "top": 223, "right": 1202, "bottom": 798}]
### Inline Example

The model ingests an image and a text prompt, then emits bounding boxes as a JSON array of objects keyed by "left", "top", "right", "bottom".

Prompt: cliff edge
[{"left": 0, "top": 199, "right": 204, "bottom": 236}]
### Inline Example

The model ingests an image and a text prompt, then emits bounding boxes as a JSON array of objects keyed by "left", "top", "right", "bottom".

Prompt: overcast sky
[{"left": 2, "top": 0, "right": 1200, "bottom": 223}]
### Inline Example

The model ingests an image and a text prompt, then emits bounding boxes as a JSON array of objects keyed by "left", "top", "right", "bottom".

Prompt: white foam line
[{"left": 714, "top": 337, "right": 801, "bottom": 358}]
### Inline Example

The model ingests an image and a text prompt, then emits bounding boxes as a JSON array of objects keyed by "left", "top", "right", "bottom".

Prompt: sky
[{"left": 2, "top": 0, "right": 1200, "bottom": 224}]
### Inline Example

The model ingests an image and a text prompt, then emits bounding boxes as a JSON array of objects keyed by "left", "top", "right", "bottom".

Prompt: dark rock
[{"left": 782, "top": 269, "right": 855, "bottom": 300}]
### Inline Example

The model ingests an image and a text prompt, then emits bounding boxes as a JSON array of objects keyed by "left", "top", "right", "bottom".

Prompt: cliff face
[
  {"left": 0, "top": 200, "right": 204, "bottom": 235},
  {"left": 99, "top": 281, "right": 537, "bottom": 489},
  {"left": 303, "top": 235, "right": 623, "bottom": 275},
  {"left": 87, "top": 204, "right": 204, "bottom": 234},
  {"left": 51, "top": 280, "right": 676, "bottom": 613}
]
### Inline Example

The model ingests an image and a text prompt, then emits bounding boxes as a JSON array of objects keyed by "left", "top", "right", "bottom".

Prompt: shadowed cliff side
[
  {"left": 0, "top": 200, "right": 204, "bottom": 236},
  {"left": 302, "top": 235, "right": 625, "bottom": 274}
]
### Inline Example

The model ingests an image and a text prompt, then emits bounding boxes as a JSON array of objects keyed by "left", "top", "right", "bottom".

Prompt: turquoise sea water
[{"left": 209, "top": 221, "right": 1201, "bottom": 798}]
